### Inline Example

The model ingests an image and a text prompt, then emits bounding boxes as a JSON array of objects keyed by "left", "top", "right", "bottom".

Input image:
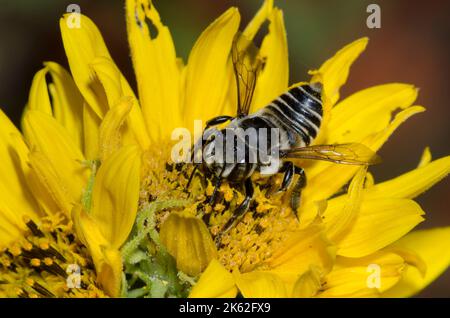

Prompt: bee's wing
[
  {"left": 281, "top": 143, "right": 381, "bottom": 165},
  {"left": 232, "top": 33, "right": 263, "bottom": 117}
]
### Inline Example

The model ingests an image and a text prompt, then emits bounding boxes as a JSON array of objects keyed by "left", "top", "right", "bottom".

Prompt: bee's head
[
  {"left": 202, "top": 128, "right": 233, "bottom": 178},
  {"left": 199, "top": 128, "right": 219, "bottom": 167}
]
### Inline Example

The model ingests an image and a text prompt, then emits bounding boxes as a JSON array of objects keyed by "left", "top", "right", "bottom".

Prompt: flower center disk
[
  {"left": 0, "top": 214, "right": 105, "bottom": 298},
  {"left": 140, "top": 142, "right": 300, "bottom": 273}
]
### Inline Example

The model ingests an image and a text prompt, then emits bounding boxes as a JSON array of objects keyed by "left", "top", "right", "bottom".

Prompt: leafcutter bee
[{"left": 188, "top": 34, "right": 380, "bottom": 242}]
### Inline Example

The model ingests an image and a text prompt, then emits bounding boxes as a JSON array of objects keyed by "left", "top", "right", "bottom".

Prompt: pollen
[
  {"left": 140, "top": 144, "right": 301, "bottom": 274},
  {"left": 0, "top": 213, "right": 107, "bottom": 298},
  {"left": 215, "top": 184, "right": 300, "bottom": 272},
  {"left": 30, "top": 258, "right": 41, "bottom": 267}
]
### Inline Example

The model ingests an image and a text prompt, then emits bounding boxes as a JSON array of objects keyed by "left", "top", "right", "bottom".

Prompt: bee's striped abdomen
[{"left": 260, "top": 83, "right": 323, "bottom": 147}]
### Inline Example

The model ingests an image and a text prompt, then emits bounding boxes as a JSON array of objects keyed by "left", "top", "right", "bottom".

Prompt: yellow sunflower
[{"left": 0, "top": 0, "right": 449, "bottom": 298}]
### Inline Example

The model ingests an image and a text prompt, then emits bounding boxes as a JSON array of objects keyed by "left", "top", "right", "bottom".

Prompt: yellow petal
[
  {"left": 235, "top": 271, "right": 287, "bottom": 298},
  {"left": 417, "top": 147, "right": 432, "bottom": 168},
  {"left": 25, "top": 170, "right": 61, "bottom": 218},
  {"left": 320, "top": 251, "right": 405, "bottom": 297},
  {"left": 0, "top": 110, "right": 40, "bottom": 235},
  {"left": 310, "top": 37, "right": 368, "bottom": 106},
  {"left": 72, "top": 205, "right": 109, "bottom": 264},
  {"left": 299, "top": 106, "right": 424, "bottom": 227},
  {"left": 365, "top": 155, "right": 450, "bottom": 200},
  {"left": 0, "top": 212, "right": 22, "bottom": 246},
  {"left": 98, "top": 97, "right": 133, "bottom": 161},
  {"left": 89, "top": 57, "right": 124, "bottom": 107},
  {"left": 126, "top": 0, "right": 181, "bottom": 141},
  {"left": 306, "top": 84, "right": 418, "bottom": 179},
  {"left": 292, "top": 265, "right": 323, "bottom": 298},
  {"left": 160, "top": 212, "right": 217, "bottom": 276},
  {"left": 90, "top": 145, "right": 141, "bottom": 248},
  {"left": 183, "top": 8, "right": 240, "bottom": 125},
  {"left": 61, "top": 13, "right": 150, "bottom": 151},
  {"left": 382, "top": 227, "right": 450, "bottom": 297},
  {"left": 189, "top": 259, "right": 237, "bottom": 298},
  {"left": 250, "top": 8, "right": 289, "bottom": 112},
  {"left": 366, "top": 105, "right": 425, "bottom": 150},
  {"left": 90, "top": 56, "right": 150, "bottom": 150},
  {"left": 325, "top": 166, "right": 366, "bottom": 241},
  {"left": 72, "top": 204, "right": 109, "bottom": 264},
  {"left": 242, "top": 0, "right": 273, "bottom": 40},
  {"left": 336, "top": 198, "right": 424, "bottom": 257},
  {"left": 72, "top": 205, "right": 122, "bottom": 297},
  {"left": 365, "top": 172, "right": 375, "bottom": 188},
  {"left": 28, "top": 151, "right": 74, "bottom": 215},
  {"left": 22, "top": 110, "right": 88, "bottom": 214},
  {"left": 83, "top": 103, "right": 101, "bottom": 160},
  {"left": 71, "top": 204, "right": 89, "bottom": 247},
  {"left": 265, "top": 226, "right": 336, "bottom": 286},
  {"left": 97, "top": 247, "right": 123, "bottom": 298},
  {"left": 5, "top": 134, "right": 59, "bottom": 218},
  {"left": 383, "top": 246, "right": 426, "bottom": 277},
  {"left": 60, "top": 14, "right": 110, "bottom": 118},
  {"left": 327, "top": 83, "right": 418, "bottom": 143},
  {"left": 27, "top": 68, "right": 52, "bottom": 115},
  {"left": 45, "top": 61, "right": 84, "bottom": 150}
]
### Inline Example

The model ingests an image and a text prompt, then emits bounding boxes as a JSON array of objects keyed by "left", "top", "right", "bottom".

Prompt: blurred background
[{"left": 0, "top": 0, "right": 448, "bottom": 296}]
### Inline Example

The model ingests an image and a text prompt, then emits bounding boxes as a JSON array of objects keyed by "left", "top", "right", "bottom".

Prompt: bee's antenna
[{"left": 208, "top": 177, "right": 222, "bottom": 206}]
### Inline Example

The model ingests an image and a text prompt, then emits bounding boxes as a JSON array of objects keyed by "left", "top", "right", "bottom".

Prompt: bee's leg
[
  {"left": 185, "top": 165, "right": 199, "bottom": 191},
  {"left": 279, "top": 161, "right": 295, "bottom": 192},
  {"left": 185, "top": 139, "right": 206, "bottom": 191},
  {"left": 205, "top": 115, "right": 234, "bottom": 129},
  {"left": 209, "top": 165, "right": 227, "bottom": 205},
  {"left": 215, "top": 178, "right": 254, "bottom": 246},
  {"left": 264, "top": 162, "right": 293, "bottom": 197},
  {"left": 290, "top": 166, "right": 306, "bottom": 219},
  {"left": 208, "top": 177, "right": 222, "bottom": 205}
]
